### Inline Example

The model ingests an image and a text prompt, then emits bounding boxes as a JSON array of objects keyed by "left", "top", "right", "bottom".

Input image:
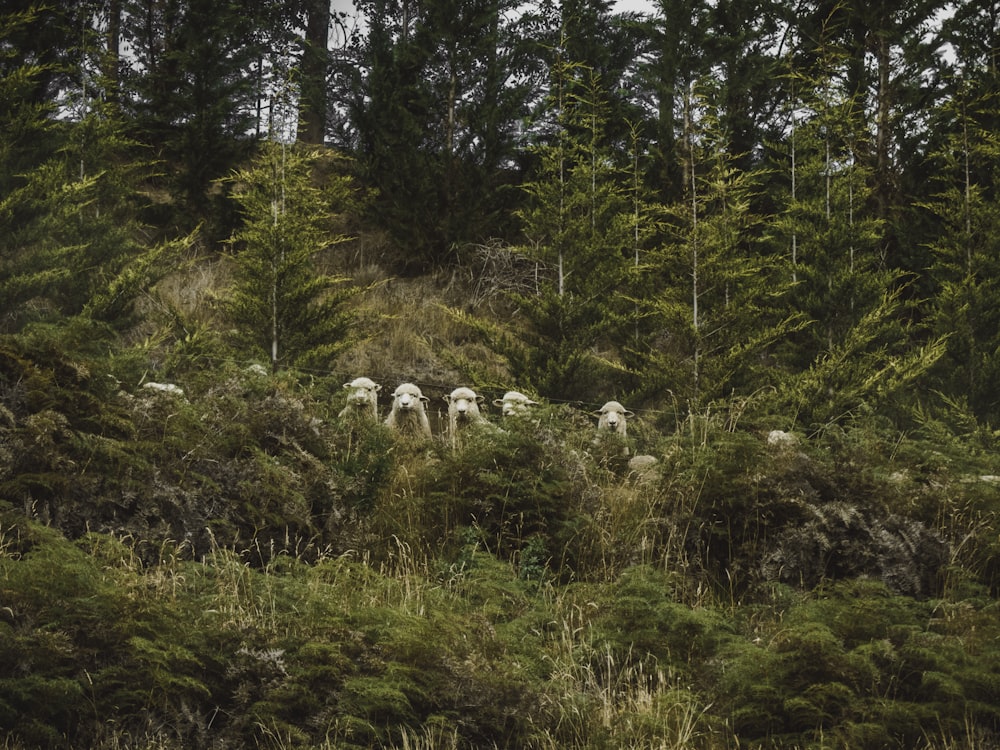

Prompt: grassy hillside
[{"left": 2, "top": 247, "right": 1000, "bottom": 750}]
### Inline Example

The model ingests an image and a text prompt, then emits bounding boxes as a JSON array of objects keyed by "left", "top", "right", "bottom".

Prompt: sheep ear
[
  {"left": 420, "top": 395, "right": 429, "bottom": 403},
  {"left": 475, "top": 395, "right": 485, "bottom": 403},
  {"left": 592, "top": 410, "right": 603, "bottom": 417},
  {"left": 625, "top": 410, "right": 635, "bottom": 418},
  {"left": 374, "top": 384, "right": 382, "bottom": 392},
  {"left": 343, "top": 382, "right": 352, "bottom": 390},
  {"left": 492, "top": 399, "right": 504, "bottom": 407}
]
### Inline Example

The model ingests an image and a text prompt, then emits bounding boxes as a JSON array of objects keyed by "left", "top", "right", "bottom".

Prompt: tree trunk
[
  {"left": 299, "top": 0, "right": 329, "bottom": 144},
  {"left": 103, "top": 0, "right": 122, "bottom": 109}
]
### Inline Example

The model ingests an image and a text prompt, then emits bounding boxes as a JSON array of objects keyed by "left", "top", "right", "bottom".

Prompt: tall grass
[{"left": 526, "top": 583, "right": 715, "bottom": 750}]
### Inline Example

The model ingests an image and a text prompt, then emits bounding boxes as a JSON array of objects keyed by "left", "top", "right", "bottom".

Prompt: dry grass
[{"left": 529, "top": 586, "right": 715, "bottom": 750}]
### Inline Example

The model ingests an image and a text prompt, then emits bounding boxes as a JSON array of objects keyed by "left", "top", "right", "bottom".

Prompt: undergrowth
[{"left": 2, "top": 324, "right": 1000, "bottom": 748}]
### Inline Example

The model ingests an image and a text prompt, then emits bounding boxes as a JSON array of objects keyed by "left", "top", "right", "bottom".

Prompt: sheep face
[
  {"left": 391, "top": 383, "right": 426, "bottom": 412},
  {"left": 594, "top": 400, "right": 634, "bottom": 436},
  {"left": 446, "top": 387, "right": 485, "bottom": 425},
  {"left": 385, "top": 383, "right": 432, "bottom": 438},
  {"left": 341, "top": 377, "right": 380, "bottom": 420},
  {"left": 493, "top": 390, "right": 539, "bottom": 418}
]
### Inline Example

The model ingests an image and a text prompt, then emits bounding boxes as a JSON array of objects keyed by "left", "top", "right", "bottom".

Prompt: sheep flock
[{"left": 339, "top": 378, "right": 637, "bottom": 442}]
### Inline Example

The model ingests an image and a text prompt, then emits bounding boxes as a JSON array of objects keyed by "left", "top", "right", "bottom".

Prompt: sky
[
  {"left": 615, "top": 0, "right": 658, "bottom": 13},
  {"left": 330, "top": 0, "right": 661, "bottom": 22}
]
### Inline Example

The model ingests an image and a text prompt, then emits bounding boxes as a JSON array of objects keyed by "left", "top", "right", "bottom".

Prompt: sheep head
[
  {"left": 594, "top": 400, "right": 634, "bottom": 436},
  {"left": 446, "top": 387, "right": 485, "bottom": 424},
  {"left": 342, "top": 377, "right": 381, "bottom": 415},
  {"left": 493, "top": 390, "right": 539, "bottom": 418},
  {"left": 390, "top": 382, "right": 428, "bottom": 412},
  {"left": 385, "top": 383, "right": 433, "bottom": 439}
]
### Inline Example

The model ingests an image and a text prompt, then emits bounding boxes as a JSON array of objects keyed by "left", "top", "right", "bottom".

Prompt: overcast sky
[{"left": 330, "top": 0, "right": 660, "bottom": 22}]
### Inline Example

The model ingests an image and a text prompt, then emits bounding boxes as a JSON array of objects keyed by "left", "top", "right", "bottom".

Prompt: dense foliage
[{"left": 4, "top": 1, "right": 1000, "bottom": 747}]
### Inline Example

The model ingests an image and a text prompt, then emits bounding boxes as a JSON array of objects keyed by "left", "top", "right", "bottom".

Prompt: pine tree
[
  {"left": 795, "top": 0, "right": 949, "bottom": 267},
  {"left": 0, "top": 32, "right": 186, "bottom": 335},
  {"left": 920, "top": 84, "right": 1000, "bottom": 423},
  {"left": 119, "top": 0, "right": 268, "bottom": 212},
  {"left": 633, "top": 0, "right": 711, "bottom": 205},
  {"left": 703, "top": 0, "right": 787, "bottom": 169},
  {"left": 223, "top": 142, "right": 361, "bottom": 373},
  {"left": 298, "top": 0, "right": 330, "bottom": 145},
  {"left": 639, "top": 84, "right": 802, "bottom": 409},
  {"left": 535, "top": 0, "right": 648, "bottom": 151},
  {"left": 335, "top": 0, "right": 530, "bottom": 269},
  {"left": 495, "top": 63, "right": 634, "bottom": 398},
  {"left": 771, "top": 57, "right": 889, "bottom": 371},
  {"left": 768, "top": 52, "right": 945, "bottom": 426}
]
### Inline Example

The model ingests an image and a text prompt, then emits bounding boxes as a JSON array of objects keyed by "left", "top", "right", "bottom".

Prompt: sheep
[
  {"left": 627, "top": 453, "right": 661, "bottom": 483},
  {"left": 445, "top": 386, "right": 493, "bottom": 447},
  {"left": 593, "top": 400, "right": 659, "bottom": 478},
  {"left": 594, "top": 400, "right": 634, "bottom": 437},
  {"left": 142, "top": 381, "right": 186, "bottom": 399},
  {"left": 245, "top": 363, "right": 269, "bottom": 378},
  {"left": 384, "top": 382, "right": 432, "bottom": 439},
  {"left": 766, "top": 429, "right": 797, "bottom": 448},
  {"left": 338, "top": 377, "right": 381, "bottom": 423},
  {"left": 493, "top": 390, "right": 539, "bottom": 418}
]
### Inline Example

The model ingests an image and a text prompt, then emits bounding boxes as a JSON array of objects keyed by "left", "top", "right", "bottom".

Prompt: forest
[{"left": 2, "top": 0, "right": 1000, "bottom": 747}]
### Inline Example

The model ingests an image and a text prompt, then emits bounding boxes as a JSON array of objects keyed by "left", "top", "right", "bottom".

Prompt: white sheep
[
  {"left": 338, "top": 377, "right": 381, "bottom": 423},
  {"left": 142, "top": 381, "right": 186, "bottom": 399},
  {"left": 766, "top": 429, "right": 798, "bottom": 448},
  {"left": 594, "top": 400, "right": 634, "bottom": 437},
  {"left": 493, "top": 390, "right": 539, "bottom": 418},
  {"left": 384, "top": 382, "right": 433, "bottom": 439},
  {"left": 445, "top": 386, "right": 493, "bottom": 447},
  {"left": 627, "top": 453, "right": 661, "bottom": 483}
]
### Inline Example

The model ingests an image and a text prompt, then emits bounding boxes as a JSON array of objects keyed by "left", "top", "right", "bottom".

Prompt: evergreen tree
[
  {"left": 529, "top": 0, "right": 648, "bottom": 152},
  {"left": 119, "top": 0, "right": 270, "bottom": 213},
  {"left": 767, "top": 53, "right": 944, "bottom": 426},
  {"left": 298, "top": 0, "right": 330, "bottom": 145},
  {"left": 223, "top": 142, "right": 361, "bottom": 373},
  {"left": 794, "top": 0, "right": 949, "bottom": 268},
  {"left": 921, "top": 85, "right": 1000, "bottom": 423},
  {"left": 487, "top": 64, "right": 634, "bottom": 399},
  {"left": 632, "top": 0, "right": 711, "bottom": 204},
  {"left": 703, "top": 0, "right": 787, "bottom": 168},
  {"left": 0, "top": 58, "right": 187, "bottom": 334},
  {"left": 771, "top": 57, "right": 890, "bottom": 372},
  {"left": 335, "top": 0, "right": 531, "bottom": 270},
  {"left": 0, "top": 6, "right": 61, "bottom": 199},
  {"left": 943, "top": 0, "right": 1000, "bottom": 86},
  {"left": 640, "top": 84, "right": 802, "bottom": 409},
  {"left": 0, "top": 1, "right": 94, "bottom": 111}
]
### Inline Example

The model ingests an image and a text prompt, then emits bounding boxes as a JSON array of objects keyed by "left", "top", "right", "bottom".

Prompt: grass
[{"left": 4, "top": 317, "right": 1000, "bottom": 749}]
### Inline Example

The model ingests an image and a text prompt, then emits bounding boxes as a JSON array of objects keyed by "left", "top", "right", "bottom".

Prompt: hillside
[
  {"left": 2, "top": 244, "right": 1000, "bottom": 749},
  {"left": 5, "top": 1, "right": 1000, "bottom": 741}
]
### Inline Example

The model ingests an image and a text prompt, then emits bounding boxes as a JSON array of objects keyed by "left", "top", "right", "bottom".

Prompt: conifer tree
[
  {"left": 772, "top": 59, "right": 889, "bottom": 371},
  {"left": 0, "top": 36, "right": 186, "bottom": 334},
  {"left": 491, "top": 62, "right": 634, "bottom": 398},
  {"left": 633, "top": 0, "right": 710, "bottom": 205},
  {"left": 298, "top": 0, "right": 330, "bottom": 145},
  {"left": 920, "top": 84, "right": 1000, "bottom": 423},
  {"left": 769, "top": 54, "right": 945, "bottom": 426},
  {"left": 223, "top": 142, "right": 361, "bottom": 373},
  {"left": 639, "top": 84, "right": 802, "bottom": 409},
  {"left": 119, "top": 0, "right": 267, "bottom": 212},
  {"left": 336, "top": 0, "right": 529, "bottom": 269},
  {"left": 0, "top": 7, "right": 59, "bottom": 198}
]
